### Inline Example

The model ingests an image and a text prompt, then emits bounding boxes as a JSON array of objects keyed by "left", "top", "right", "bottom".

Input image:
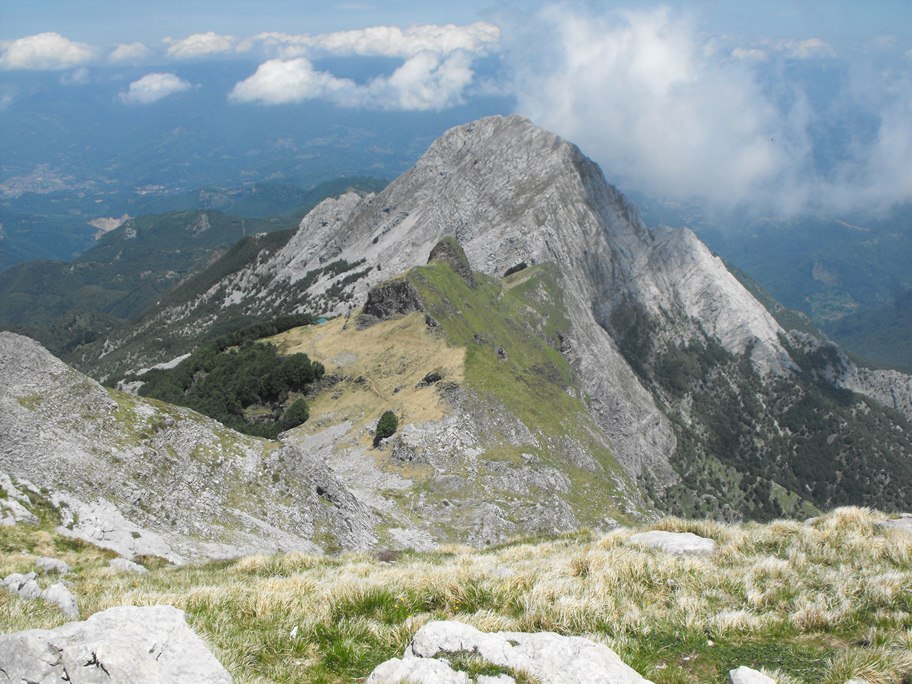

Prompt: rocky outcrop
[
  {"left": 628, "top": 531, "right": 716, "bottom": 556},
  {"left": 368, "top": 620, "right": 652, "bottom": 684},
  {"left": 0, "top": 471, "right": 40, "bottom": 526},
  {"left": 0, "top": 605, "right": 231, "bottom": 683},
  {"left": 1, "top": 572, "right": 78, "bottom": 618},
  {"left": 0, "top": 332, "right": 376, "bottom": 561},
  {"left": 839, "top": 365, "right": 912, "bottom": 423},
  {"left": 358, "top": 278, "right": 423, "bottom": 327},
  {"left": 428, "top": 237, "right": 476, "bottom": 287}
]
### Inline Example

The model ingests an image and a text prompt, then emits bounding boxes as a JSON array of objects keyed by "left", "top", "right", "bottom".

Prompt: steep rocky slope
[
  {"left": 0, "top": 331, "right": 374, "bottom": 562},
  {"left": 75, "top": 115, "right": 912, "bottom": 519}
]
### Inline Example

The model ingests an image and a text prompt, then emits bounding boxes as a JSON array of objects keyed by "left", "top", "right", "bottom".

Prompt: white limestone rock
[
  {"left": 0, "top": 471, "right": 40, "bottom": 526},
  {"left": 628, "top": 530, "right": 716, "bottom": 556},
  {"left": 366, "top": 657, "right": 471, "bottom": 684},
  {"left": 109, "top": 557, "right": 149, "bottom": 574},
  {"left": 728, "top": 666, "right": 777, "bottom": 683},
  {"left": 1, "top": 572, "right": 43, "bottom": 600},
  {"left": 41, "top": 582, "right": 78, "bottom": 619},
  {"left": 883, "top": 514, "right": 912, "bottom": 533},
  {"left": 373, "top": 620, "right": 652, "bottom": 684},
  {"left": 1, "top": 572, "right": 78, "bottom": 618},
  {"left": 36, "top": 556, "right": 71, "bottom": 575},
  {"left": 0, "top": 605, "right": 231, "bottom": 683}
]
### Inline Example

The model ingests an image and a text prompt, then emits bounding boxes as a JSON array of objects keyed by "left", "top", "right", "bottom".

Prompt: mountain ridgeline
[{"left": 2, "top": 116, "right": 912, "bottom": 559}]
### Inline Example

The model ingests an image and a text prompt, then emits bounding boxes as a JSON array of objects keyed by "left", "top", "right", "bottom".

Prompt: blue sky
[{"left": 1, "top": 0, "right": 911, "bottom": 215}]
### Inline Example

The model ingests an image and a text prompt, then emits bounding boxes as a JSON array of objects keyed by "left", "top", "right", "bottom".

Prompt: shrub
[
  {"left": 373, "top": 410, "right": 398, "bottom": 447},
  {"left": 279, "top": 399, "right": 310, "bottom": 432}
]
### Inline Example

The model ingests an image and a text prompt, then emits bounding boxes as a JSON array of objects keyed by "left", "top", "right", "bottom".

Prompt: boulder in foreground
[
  {"left": 368, "top": 619, "right": 652, "bottom": 683},
  {"left": 0, "top": 605, "right": 231, "bottom": 683}
]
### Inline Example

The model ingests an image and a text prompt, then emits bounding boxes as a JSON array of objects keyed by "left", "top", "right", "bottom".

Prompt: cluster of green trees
[{"left": 139, "top": 319, "right": 323, "bottom": 438}]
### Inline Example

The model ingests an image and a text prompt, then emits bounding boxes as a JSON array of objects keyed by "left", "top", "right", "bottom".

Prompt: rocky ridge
[
  {"left": 0, "top": 331, "right": 374, "bottom": 561},
  {"left": 83, "top": 116, "right": 912, "bottom": 494}
]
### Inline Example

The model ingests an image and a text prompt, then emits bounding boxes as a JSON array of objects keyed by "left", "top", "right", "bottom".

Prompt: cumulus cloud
[
  {"left": 229, "top": 58, "right": 353, "bottom": 104},
  {"left": 507, "top": 5, "right": 911, "bottom": 214},
  {"left": 109, "top": 42, "right": 151, "bottom": 63},
  {"left": 238, "top": 22, "right": 499, "bottom": 59},
  {"left": 230, "top": 50, "right": 474, "bottom": 111},
  {"left": 119, "top": 72, "right": 192, "bottom": 104},
  {"left": 511, "top": 7, "right": 794, "bottom": 208},
  {"left": 164, "top": 32, "right": 234, "bottom": 59},
  {"left": 0, "top": 32, "right": 94, "bottom": 70},
  {"left": 369, "top": 51, "right": 474, "bottom": 110}
]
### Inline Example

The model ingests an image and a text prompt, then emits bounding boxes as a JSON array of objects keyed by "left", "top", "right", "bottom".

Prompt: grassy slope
[
  {"left": 409, "top": 262, "right": 641, "bottom": 523},
  {"left": 272, "top": 261, "right": 642, "bottom": 531},
  {"left": 2, "top": 503, "right": 910, "bottom": 684}
]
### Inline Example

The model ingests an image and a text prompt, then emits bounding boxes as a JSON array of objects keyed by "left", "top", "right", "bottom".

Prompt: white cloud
[
  {"left": 119, "top": 72, "right": 192, "bottom": 104},
  {"left": 230, "top": 50, "right": 474, "bottom": 111},
  {"left": 239, "top": 22, "right": 500, "bottom": 59},
  {"left": 109, "top": 42, "right": 151, "bottom": 63},
  {"left": 507, "top": 5, "right": 912, "bottom": 215},
  {"left": 164, "top": 32, "right": 234, "bottom": 59},
  {"left": 731, "top": 47, "right": 767, "bottom": 62},
  {"left": 229, "top": 58, "right": 353, "bottom": 104},
  {"left": 511, "top": 7, "right": 792, "bottom": 208},
  {"left": 0, "top": 32, "right": 94, "bottom": 70}
]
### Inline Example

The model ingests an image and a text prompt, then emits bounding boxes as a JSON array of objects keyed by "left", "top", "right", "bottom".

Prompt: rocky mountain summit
[{"left": 77, "top": 115, "right": 912, "bottom": 521}]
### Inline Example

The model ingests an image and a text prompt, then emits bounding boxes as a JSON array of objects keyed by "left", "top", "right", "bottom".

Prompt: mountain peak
[{"left": 74, "top": 117, "right": 912, "bottom": 518}]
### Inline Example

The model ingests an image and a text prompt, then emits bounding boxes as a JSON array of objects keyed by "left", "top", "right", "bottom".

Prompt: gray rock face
[
  {"left": 0, "top": 605, "right": 231, "bottom": 683},
  {"left": 0, "top": 471, "right": 40, "bottom": 526},
  {"left": 41, "top": 583, "right": 79, "bottom": 619},
  {"left": 2, "top": 572, "right": 43, "bottom": 601},
  {"left": 428, "top": 237, "right": 476, "bottom": 287},
  {"left": 628, "top": 531, "right": 716, "bottom": 556},
  {"left": 369, "top": 620, "right": 653, "bottom": 684},
  {"left": 0, "top": 331, "right": 376, "bottom": 561},
  {"left": 359, "top": 278, "right": 424, "bottom": 326},
  {"left": 728, "top": 666, "right": 776, "bottom": 684}
]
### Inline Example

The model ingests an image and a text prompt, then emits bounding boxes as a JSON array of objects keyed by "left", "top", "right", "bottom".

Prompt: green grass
[
  {"left": 409, "top": 261, "right": 643, "bottom": 524},
  {"left": 1, "top": 505, "right": 910, "bottom": 683}
]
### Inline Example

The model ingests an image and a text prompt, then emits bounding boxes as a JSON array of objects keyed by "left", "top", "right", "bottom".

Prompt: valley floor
[{"left": 1, "top": 505, "right": 910, "bottom": 683}]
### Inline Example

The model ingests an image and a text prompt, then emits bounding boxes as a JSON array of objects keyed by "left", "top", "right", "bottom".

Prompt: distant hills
[{"left": 0, "top": 177, "right": 385, "bottom": 357}]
